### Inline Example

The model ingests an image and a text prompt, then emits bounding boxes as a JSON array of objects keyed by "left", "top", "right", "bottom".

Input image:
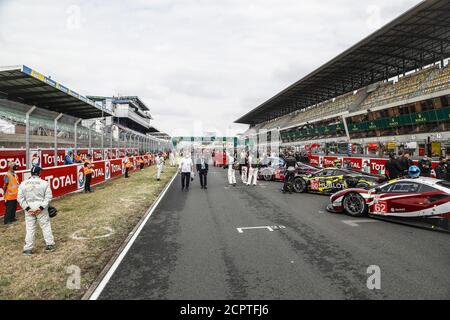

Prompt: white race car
[{"left": 327, "top": 177, "right": 450, "bottom": 232}]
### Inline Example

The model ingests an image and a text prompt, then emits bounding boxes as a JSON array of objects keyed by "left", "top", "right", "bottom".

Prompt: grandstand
[
  {"left": 0, "top": 65, "right": 171, "bottom": 168},
  {"left": 235, "top": 0, "right": 450, "bottom": 158}
]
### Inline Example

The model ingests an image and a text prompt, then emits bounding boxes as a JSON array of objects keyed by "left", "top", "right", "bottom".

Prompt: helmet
[
  {"left": 408, "top": 165, "right": 421, "bottom": 178},
  {"left": 48, "top": 206, "right": 58, "bottom": 218}
]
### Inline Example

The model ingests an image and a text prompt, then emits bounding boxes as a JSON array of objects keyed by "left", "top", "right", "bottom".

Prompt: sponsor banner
[
  {"left": 76, "top": 164, "right": 85, "bottom": 190},
  {"left": 309, "top": 155, "right": 321, "bottom": 167},
  {"left": 0, "top": 155, "right": 147, "bottom": 216},
  {"left": 76, "top": 149, "right": 90, "bottom": 161},
  {"left": 109, "top": 159, "right": 124, "bottom": 178},
  {"left": 41, "top": 149, "right": 65, "bottom": 168},
  {"left": 40, "top": 165, "right": 78, "bottom": 197},
  {"left": 323, "top": 156, "right": 338, "bottom": 168},
  {"left": 0, "top": 150, "right": 27, "bottom": 173},
  {"left": 104, "top": 149, "right": 112, "bottom": 160},
  {"left": 369, "top": 158, "right": 387, "bottom": 175},
  {"left": 93, "top": 149, "right": 103, "bottom": 161},
  {"left": 343, "top": 157, "right": 363, "bottom": 171},
  {"left": 90, "top": 161, "right": 106, "bottom": 185},
  {"left": 30, "top": 149, "right": 42, "bottom": 167}
]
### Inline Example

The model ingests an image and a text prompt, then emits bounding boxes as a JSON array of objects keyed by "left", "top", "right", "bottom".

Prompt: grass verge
[{"left": 0, "top": 165, "right": 177, "bottom": 300}]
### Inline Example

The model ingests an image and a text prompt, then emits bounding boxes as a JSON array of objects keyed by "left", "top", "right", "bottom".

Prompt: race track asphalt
[{"left": 98, "top": 167, "right": 450, "bottom": 300}]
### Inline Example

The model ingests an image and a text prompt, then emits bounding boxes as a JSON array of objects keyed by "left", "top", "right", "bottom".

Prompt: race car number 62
[{"left": 374, "top": 202, "right": 387, "bottom": 213}]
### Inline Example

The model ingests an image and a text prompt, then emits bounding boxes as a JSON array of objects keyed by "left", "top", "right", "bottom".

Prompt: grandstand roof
[
  {"left": 88, "top": 95, "right": 151, "bottom": 113},
  {"left": 235, "top": 0, "right": 450, "bottom": 125},
  {"left": 0, "top": 65, "right": 111, "bottom": 119}
]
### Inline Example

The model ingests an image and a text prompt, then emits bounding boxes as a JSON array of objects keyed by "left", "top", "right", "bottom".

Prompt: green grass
[{"left": 0, "top": 165, "right": 176, "bottom": 300}]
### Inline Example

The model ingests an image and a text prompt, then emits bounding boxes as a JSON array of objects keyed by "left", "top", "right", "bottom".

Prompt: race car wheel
[
  {"left": 293, "top": 177, "right": 307, "bottom": 193},
  {"left": 260, "top": 169, "right": 273, "bottom": 181},
  {"left": 343, "top": 193, "right": 368, "bottom": 217}
]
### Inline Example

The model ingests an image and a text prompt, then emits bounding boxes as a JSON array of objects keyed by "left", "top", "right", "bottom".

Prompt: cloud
[{"left": 0, "top": 0, "right": 420, "bottom": 135}]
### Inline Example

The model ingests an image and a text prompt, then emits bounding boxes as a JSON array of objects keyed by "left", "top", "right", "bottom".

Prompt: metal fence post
[
  {"left": 74, "top": 118, "right": 82, "bottom": 152},
  {"left": 25, "top": 106, "right": 36, "bottom": 170},
  {"left": 54, "top": 113, "right": 63, "bottom": 167}
]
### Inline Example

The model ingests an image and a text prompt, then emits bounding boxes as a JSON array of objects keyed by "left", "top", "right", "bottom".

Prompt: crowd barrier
[
  {"left": 0, "top": 148, "right": 140, "bottom": 173},
  {"left": 309, "top": 155, "right": 439, "bottom": 175},
  {"left": 0, "top": 154, "right": 153, "bottom": 217},
  {"left": 213, "top": 152, "right": 439, "bottom": 176}
]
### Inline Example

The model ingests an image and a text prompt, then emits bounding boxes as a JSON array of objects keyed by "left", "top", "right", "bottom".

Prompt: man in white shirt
[
  {"left": 247, "top": 152, "right": 259, "bottom": 186},
  {"left": 179, "top": 153, "right": 193, "bottom": 191},
  {"left": 156, "top": 152, "right": 164, "bottom": 181},
  {"left": 18, "top": 166, "right": 55, "bottom": 255},
  {"left": 227, "top": 152, "right": 236, "bottom": 186},
  {"left": 169, "top": 151, "right": 176, "bottom": 167}
]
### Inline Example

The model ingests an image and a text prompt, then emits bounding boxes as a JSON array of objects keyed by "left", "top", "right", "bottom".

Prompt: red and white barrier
[
  {"left": 309, "top": 155, "right": 439, "bottom": 175},
  {"left": 0, "top": 148, "right": 140, "bottom": 173},
  {"left": 0, "top": 155, "right": 152, "bottom": 217}
]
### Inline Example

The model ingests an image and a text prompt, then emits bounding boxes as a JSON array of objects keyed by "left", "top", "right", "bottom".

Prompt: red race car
[{"left": 327, "top": 177, "right": 450, "bottom": 232}]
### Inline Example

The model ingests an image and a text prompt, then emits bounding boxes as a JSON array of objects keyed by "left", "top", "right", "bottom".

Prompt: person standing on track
[
  {"left": 169, "top": 151, "right": 176, "bottom": 167},
  {"left": 247, "top": 151, "right": 259, "bottom": 186},
  {"left": 241, "top": 151, "right": 248, "bottom": 183},
  {"left": 282, "top": 151, "right": 297, "bottom": 194},
  {"left": 227, "top": 151, "right": 237, "bottom": 186},
  {"left": 2, "top": 162, "right": 19, "bottom": 225},
  {"left": 196, "top": 149, "right": 209, "bottom": 189},
  {"left": 18, "top": 165, "right": 55, "bottom": 256},
  {"left": 179, "top": 153, "right": 193, "bottom": 192}
]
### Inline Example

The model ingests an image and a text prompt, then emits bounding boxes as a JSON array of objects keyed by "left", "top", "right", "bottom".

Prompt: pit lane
[{"left": 96, "top": 167, "right": 449, "bottom": 300}]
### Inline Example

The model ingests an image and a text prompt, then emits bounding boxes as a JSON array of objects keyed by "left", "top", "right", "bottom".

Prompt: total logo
[
  {"left": 92, "top": 167, "right": 104, "bottom": 178},
  {"left": 348, "top": 161, "right": 362, "bottom": 170},
  {"left": 323, "top": 158, "right": 337, "bottom": 166},
  {"left": 371, "top": 162, "right": 385, "bottom": 172},
  {"left": 310, "top": 158, "right": 320, "bottom": 165},
  {"left": 43, "top": 154, "right": 64, "bottom": 165},
  {"left": 111, "top": 163, "right": 122, "bottom": 174},
  {"left": 44, "top": 174, "right": 76, "bottom": 190},
  {"left": 0, "top": 158, "right": 24, "bottom": 170}
]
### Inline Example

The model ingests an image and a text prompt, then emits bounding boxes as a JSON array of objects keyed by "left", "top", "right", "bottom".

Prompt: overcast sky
[{"left": 0, "top": 0, "right": 421, "bottom": 137}]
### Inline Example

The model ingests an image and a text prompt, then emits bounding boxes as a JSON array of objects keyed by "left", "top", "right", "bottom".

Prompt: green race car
[{"left": 293, "top": 167, "right": 387, "bottom": 195}]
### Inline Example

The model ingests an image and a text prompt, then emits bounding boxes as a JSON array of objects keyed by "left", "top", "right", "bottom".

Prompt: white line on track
[
  {"left": 88, "top": 172, "right": 178, "bottom": 300},
  {"left": 341, "top": 219, "right": 379, "bottom": 227},
  {"left": 237, "top": 225, "right": 286, "bottom": 233}
]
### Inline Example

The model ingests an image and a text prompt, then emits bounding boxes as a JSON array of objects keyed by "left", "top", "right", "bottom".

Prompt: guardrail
[{"left": 0, "top": 154, "right": 154, "bottom": 217}]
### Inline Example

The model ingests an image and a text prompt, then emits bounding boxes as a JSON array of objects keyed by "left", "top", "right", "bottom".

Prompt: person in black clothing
[
  {"left": 282, "top": 151, "right": 297, "bottom": 194},
  {"left": 398, "top": 151, "right": 413, "bottom": 176},
  {"left": 435, "top": 157, "right": 447, "bottom": 180},
  {"left": 418, "top": 155, "right": 432, "bottom": 177},
  {"left": 196, "top": 149, "right": 209, "bottom": 189},
  {"left": 385, "top": 153, "right": 401, "bottom": 180}
]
